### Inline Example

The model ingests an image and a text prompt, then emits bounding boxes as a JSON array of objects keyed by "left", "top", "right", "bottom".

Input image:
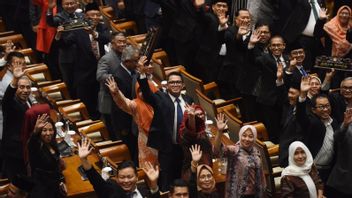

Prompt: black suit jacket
[
  {"left": 279, "top": 0, "right": 323, "bottom": 44},
  {"left": 296, "top": 99, "right": 338, "bottom": 158},
  {"left": 138, "top": 77, "right": 193, "bottom": 152},
  {"left": 111, "top": 65, "right": 134, "bottom": 135},
  {"left": 329, "top": 92, "right": 347, "bottom": 125},
  {"left": 73, "top": 23, "right": 110, "bottom": 85},
  {"left": 85, "top": 167, "right": 160, "bottom": 198},
  {"left": 2, "top": 85, "right": 30, "bottom": 159},
  {"left": 279, "top": 103, "right": 304, "bottom": 166},
  {"left": 255, "top": 53, "right": 289, "bottom": 106}
]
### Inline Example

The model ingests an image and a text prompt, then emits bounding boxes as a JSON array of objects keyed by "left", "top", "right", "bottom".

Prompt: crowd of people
[{"left": 0, "top": 0, "right": 352, "bottom": 197}]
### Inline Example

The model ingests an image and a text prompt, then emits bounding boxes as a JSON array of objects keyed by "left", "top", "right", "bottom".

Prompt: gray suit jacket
[{"left": 96, "top": 50, "right": 121, "bottom": 114}]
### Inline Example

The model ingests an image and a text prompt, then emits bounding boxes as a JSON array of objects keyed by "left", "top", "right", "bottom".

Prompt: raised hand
[
  {"left": 194, "top": 0, "right": 205, "bottom": 7},
  {"left": 343, "top": 108, "right": 352, "bottom": 127},
  {"left": 237, "top": 21, "right": 250, "bottom": 36},
  {"left": 319, "top": 8, "right": 329, "bottom": 19},
  {"left": 277, "top": 63, "right": 284, "bottom": 80},
  {"left": 142, "top": 162, "right": 159, "bottom": 184},
  {"left": 34, "top": 114, "right": 49, "bottom": 133},
  {"left": 215, "top": 113, "right": 228, "bottom": 132},
  {"left": 288, "top": 58, "right": 297, "bottom": 72},
  {"left": 325, "top": 68, "right": 335, "bottom": 80},
  {"left": 185, "top": 103, "right": 196, "bottom": 116},
  {"left": 78, "top": 138, "right": 93, "bottom": 159},
  {"left": 300, "top": 76, "right": 311, "bottom": 93},
  {"left": 189, "top": 144, "right": 202, "bottom": 163},
  {"left": 48, "top": 0, "right": 57, "bottom": 9},
  {"left": 105, "top": 76, "right": 119, "bottom": 94},
  {"left": 249, "top": 29, "right": 261, "bottom": 44},
  {"left": 136, "top": 56, "right": 149, "bottom": 74},
  {"left": 218, "top": 14, "right": 229, "bottom": 26},
  {"left": 13, "top": 63, "right": 25, "bottom": 79}
]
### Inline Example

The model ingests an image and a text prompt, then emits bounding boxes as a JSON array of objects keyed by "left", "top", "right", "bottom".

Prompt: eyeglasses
[
  {"left": 315, "top": 104, "right": 331, "bottom": 110},
  {"left": 342, "top": 86, "right": 352, "bottom": 91},
  {"left": 168, "top": 81, "right": 182, "bottom": 85}
]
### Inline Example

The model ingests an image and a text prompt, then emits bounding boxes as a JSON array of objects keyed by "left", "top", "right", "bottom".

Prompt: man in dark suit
[
  {"left": 279, "top": 0, "right": 324, "bottom": 71},
  {"left": 218, "top": 9, "right": 251, "bottom": 99},
  {"left": 97, "top": 32, "right": 127, "bottom": 139},
  {"left": 137, "top": 60, "right": 193, "bottom": 191},
  {"left": 285, "top": 44, "right": 309, "bottom": 89},
  {"left": 279, "top": 82, "right": 303, "bottom": 167},
  {"left": 297, "top": 76, "right": 338, "bottom": 183},
  {"left": 194, "top": 0, "right": 228, "bottom": 83},
  {"left": 78, "top": 138, "right": 160, "bottom": 198},
  {"left": 2, "top": 64, "right": 31, "bottom": 181},
  {"left": 111, "top": 45, "right": 139, "bottom": 165},
  {"left": 329, "top": 77, "right": 352, "bottom": 125},
  {"left": 241, "top": 22, "right": 271, "bottom": 121},
  {"left": 255, "top": 35, "right": 288, "bottom": 143}
]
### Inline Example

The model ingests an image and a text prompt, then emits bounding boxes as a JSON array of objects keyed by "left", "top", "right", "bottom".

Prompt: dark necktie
[
  {"left": 126, "top": 191, "right": 136, "bottom": 198},
  {"left": 175, "top": 97, "right": 183, "bottom": 143},
  {"left": 309, "top": 0, "right": 319, "bottom": 20},
  {"left": 91, "top": 39, "right": 100, "bottom": 60},
  {"left": 299, "top": 67, "right": 308, "bottom": 76}
]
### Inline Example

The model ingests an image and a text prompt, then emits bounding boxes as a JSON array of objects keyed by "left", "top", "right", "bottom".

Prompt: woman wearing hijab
[
  {"left": 188, "top": 144, "right": 219, "bottom": 198},
  {"left": 280, "top": 141, "right": 324, "bottom": 198},
  {"left": 214, "top": 114, "right": 266, "bottom": 198},
  {"left": 179, "top": 104, "right": 213, "bottom": 181},
  {"left": 323, "top": 5, "right": 352, "bottom": 57},
  {"left": 105, "top": 76, "right": 158, "bottom": 166}
]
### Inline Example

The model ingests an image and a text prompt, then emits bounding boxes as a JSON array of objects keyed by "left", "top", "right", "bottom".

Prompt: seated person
[
  {"left": 169, "top": 179, "right": 190, "bottom": 198},
  {"left": 189, "top": 145, "right": 219, "bottom": 198},
  {"left": 78, "top": 138, "right": 160, "bottom": 198},
  {"left": 280, "top": 141, "right": 324, "bottom": 198},
  {"left": 0, "top": 174, "right": 34, "bottom": 198}
]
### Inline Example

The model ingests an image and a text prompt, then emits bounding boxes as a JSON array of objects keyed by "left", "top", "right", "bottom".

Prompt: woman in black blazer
[{"left": 28, "top": 114, "right": 66, "bottom": 198}]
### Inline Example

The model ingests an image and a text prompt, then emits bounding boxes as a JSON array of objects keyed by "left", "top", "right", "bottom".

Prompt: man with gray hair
[
  {"left": 110, "top": 45, "right": 140, "bottom": 164},
  {"left": 2, "top": 64, "right": 32, "bottom": 181},
  {"left": 329, "top": 77, "right": 352, "bottom": 125}
]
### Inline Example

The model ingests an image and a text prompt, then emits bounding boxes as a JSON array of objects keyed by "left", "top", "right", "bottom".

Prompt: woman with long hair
[{"left": 27, "top": 114, "right": 67, "bottom": 197}]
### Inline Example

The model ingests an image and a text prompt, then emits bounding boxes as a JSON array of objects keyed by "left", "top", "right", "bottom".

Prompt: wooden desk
[{"left": 62, "top": 153, "right": 99, "bottom": 198}]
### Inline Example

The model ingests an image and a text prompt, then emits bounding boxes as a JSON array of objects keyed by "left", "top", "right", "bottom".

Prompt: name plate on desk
[{"left": 314, "top": 56, "right": 352, "bottom": 71}]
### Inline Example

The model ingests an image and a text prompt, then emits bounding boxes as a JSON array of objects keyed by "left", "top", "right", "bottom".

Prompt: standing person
[
  {"left": 255, "top": 35, "right": 288, "bottom": 143},
  {"left": 178, "top": 105, "right": 213, "bottom": 181},
  {"left": 189, "top": 145, "right": 219, "bottom": 198},
  {"left": 28, "top": 114, "right": 67, "bottom": 198},
  {"left": 280, "top": 141, "right": 324, "bottom": 198},
  {"left": 297, "top": 76, "right": 338, "bottom": 183},
  {"left": 78, "top": 138, "right": 161, "bottom": 198},
  {"left": 137, "top": 60, "right": 193, "bottom": 191},
  {"left": 96, "top": 32, "right": 127, "bottom": 139},
  {"left": 326, "top": 108, "right": 352, "bottom": 197},
  {"left": 214, "top": 114, "right": 266, "bottom": 198},
  {"left": 2, "top": 64, "right": 32, "bottom": 181},
  {"left": 105, "top": 76, "right": 158, "bottom": 166}
]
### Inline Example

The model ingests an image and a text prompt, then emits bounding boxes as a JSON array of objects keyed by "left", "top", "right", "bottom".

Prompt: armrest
[
  {"left": 268, "top": 145, "right": 279, "bottom": 156},
  {"left": 55, "top": 99, "right": 81, "bottom": 108},
  {"left": 37, "top": 80, "right": 62, "bottom": 88},
  {"left": 75, "top": 119, "right": 100, "bottom": 128},
  {"left": 203, "top": 82, "right": 221, "bottom": 98},
  {"left": 91, "top": 140, "right": 123, "bottom": 150},
  {"left": 215, "top": 97, "right": 242, "bottom": 108}
]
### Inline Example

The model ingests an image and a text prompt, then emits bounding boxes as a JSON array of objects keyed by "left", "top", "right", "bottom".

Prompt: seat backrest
[
  {"left": 58, "top": 102, "right": 89, "bottom": 123},
  {"left": 180, "top": 69, "right": 204, "bottom": 104},
  {"left": 99, "top": 143, "right": 131, "bottom": 165},
  {"left": 223, "top": 109, "right": 243, "bottom": 142},
  {"left": 17, "top": 48, "right": 37, "bottom": 64},
  {"left": 152, "top": 61, "right": 166, "bottom": 81},
  {"left": 25, "top": 64, "right": 52, "bottom": 82},
  {"left": 0, "top": 34, "right": 27, "bottom": 49},
  {"left": 110, "top": 20, "right": 138, "bottom": 35},
  {"left": 251, "top": 122, "right": 269, "bottom": 141},
  {"left": 196, "top": 89, "right": 217, "bottom": 120},
  {"left": 127, "top": 33, "right": 146, "bottom": 47},
  {"left": 40, "top": 82, "right": 71, "bottom": 102},
  {"left": 78, "top": 121, "right": 110, "bottom": 142},
  {"left": 254, "top": 139, "right": 275, "bottom": 197},
  {"left": 152, "top": 50, "right": 171, "bottom": 68}
]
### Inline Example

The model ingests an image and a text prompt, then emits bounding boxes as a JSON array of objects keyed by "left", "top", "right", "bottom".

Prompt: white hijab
[
  {"left": 238, "top": 125, "right": 257, "bottom": 148},
  {"left": 281, "top": 141, "right": 317, "bottom": 198}
]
